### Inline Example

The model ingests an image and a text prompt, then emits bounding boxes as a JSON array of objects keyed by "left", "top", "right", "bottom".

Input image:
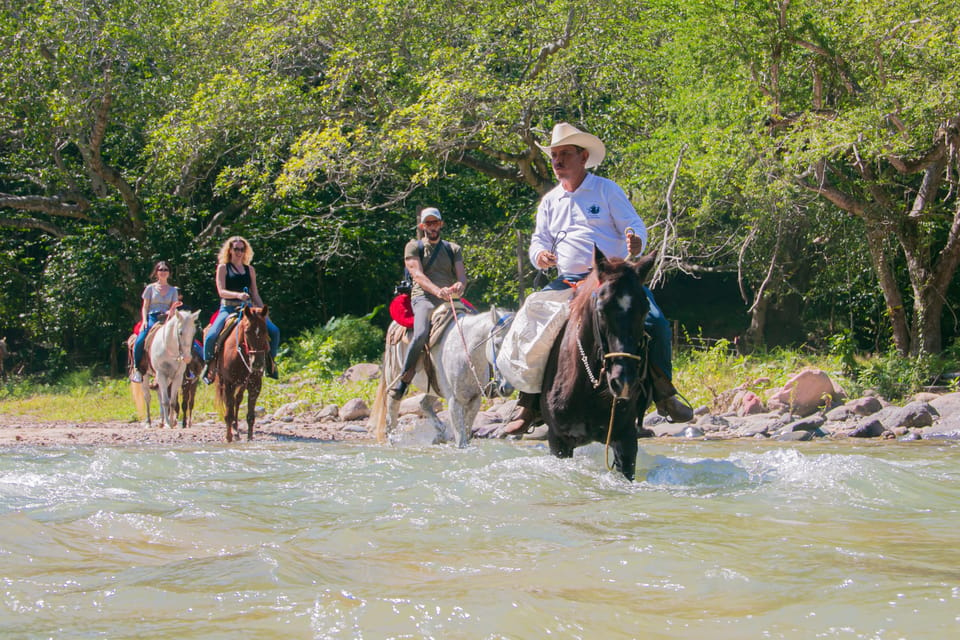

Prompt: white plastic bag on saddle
[{"left": 496, "top": 288, "right": 572, "bottom": 394}]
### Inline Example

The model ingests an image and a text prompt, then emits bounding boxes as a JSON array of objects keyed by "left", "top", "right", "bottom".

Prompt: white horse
[
  {"left": 369, "top": 306, "right": 514, "bottom": 448},
  {"left": 141, "top": 309, "right": 200, "bottom": 429}
]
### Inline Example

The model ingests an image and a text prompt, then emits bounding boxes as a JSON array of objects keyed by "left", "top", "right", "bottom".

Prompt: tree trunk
[
  {"left": 864, "top": 223, "right": 911, "bottom": 355},
  {"left": 741, "top": 290, "right": 768, "bottom": 353}
]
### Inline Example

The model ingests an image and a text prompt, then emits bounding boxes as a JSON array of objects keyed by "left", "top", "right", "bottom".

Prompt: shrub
[{"left": 282, "top": 314, "right": 384, "bottom": 379}]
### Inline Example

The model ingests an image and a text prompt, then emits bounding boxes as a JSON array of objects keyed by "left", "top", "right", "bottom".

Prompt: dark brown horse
[
  {"left": 178, "top": 348, "right": 203, "bottom": 429},
  {"left": 540, "top": 250, "right": 656, "bottom": 481},
  {"left": 213, "top": 305, "right": 269, "bottom": 442}
]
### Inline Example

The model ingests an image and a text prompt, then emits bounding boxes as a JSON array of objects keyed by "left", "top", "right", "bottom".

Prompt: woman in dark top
[{"left": 202, "top": 235, "right": 280, "bottom": 382}]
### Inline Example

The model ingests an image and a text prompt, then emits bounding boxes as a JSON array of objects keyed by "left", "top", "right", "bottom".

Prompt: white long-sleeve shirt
[{"left": 529, "top": 172, "right": 648, "bottom": 275}]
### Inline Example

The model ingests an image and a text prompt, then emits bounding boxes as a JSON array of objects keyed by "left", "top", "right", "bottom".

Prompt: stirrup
[{"left": 388, "top": 379, "right": 408, "bottom": 399}]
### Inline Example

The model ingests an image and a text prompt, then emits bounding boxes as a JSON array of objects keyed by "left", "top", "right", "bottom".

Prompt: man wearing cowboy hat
[
  {"left": 389, "top": 206, "right": 467, "bottom": 399},
  {"left": 502, "top": 122, "right": 693, "bottom": 434}
]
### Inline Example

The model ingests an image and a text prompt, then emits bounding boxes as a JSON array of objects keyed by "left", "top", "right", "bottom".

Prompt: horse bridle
[
  {"left": 482, "top": 311, "right": 515, "bottom": 396},
  {"left": 232, "top": 304, "right": 267, "bottom": 374},
  {"left": 576, "top": 290, "right": 648, "bottom": 390}
]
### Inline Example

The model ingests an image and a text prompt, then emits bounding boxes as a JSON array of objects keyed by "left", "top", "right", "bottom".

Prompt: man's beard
[{"left": 424, "top": 228, "right": 441, "bottom": 242}]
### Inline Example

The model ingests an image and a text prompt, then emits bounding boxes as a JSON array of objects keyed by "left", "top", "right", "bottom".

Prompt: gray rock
[
  {"left": 825, "top": 406, "right": 855, "bottom": 422},
  {"left": 846, "top": 396, "right": 884, "bottom": 416},
  {"left": 920, "top": 414, "right": 960, "bottom": 439},
  {"left": 339, "top": 398, "right": 370, "bottom": 421},
  {"left": 643, "top": 412, "right": 669, "bottom": 428},
  {"left": 848, "top": 418, "right": 887, "bottom": 438},
  {"left": 682, "top": 426, "right": 705, "bottom": 438},
  {"left": 652, "top": 422, "right": 693, "bottom": 437},
  {"left": 775, "top": 430, "right": 813, "bottom": 441},
  {"left": 880, "top": 401, "right": 937, "bottom": 430},
  {"left": 273, "top": 400, "right": 311, "bottom": 418},
  {"left": 928, "top": 392, "right": 960, "bottom": 416},
  {"left": 315, "top": 404, "right": 339, "bottom": 421},
  {"left": 337, "top": 363, "right": 381, "bottom": 383},
  {"left": 341, "top": 423, "right": 369, "bottom": 433},
  {"left": 735, "top": 419, "right": 772, "bottom": 438},
  {"left": 696, "top": 414, "right": 730, "bottom": 431},
  {"left": 782, "top": 415, "right": 825, "bottom": 433}
]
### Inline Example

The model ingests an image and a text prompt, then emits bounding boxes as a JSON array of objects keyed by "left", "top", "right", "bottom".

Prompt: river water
[{"left": 1, "top": 438, "right": 958, "bottom": 639}]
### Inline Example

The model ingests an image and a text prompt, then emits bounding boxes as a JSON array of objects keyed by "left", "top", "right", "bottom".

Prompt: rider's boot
[
  {"left": 129, "top": 367, "right": 143, "bottom": 383},
  {"left": 266, "top": 356, "right": 279, "bottom": 380},
  {"left": 201, "top": 359, "right": 216, "bottom": 385},
  {"left": 651, "top": 366, "right": 694, "bottom": 423},
  {"left": 388, "top": 371, "right": 414, "bottom": 399},
  {"left": 500, "top": 393, "right": 539, "bottom": 436}
]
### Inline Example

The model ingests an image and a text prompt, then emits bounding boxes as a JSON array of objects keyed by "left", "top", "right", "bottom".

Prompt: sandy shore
[{"left": 0, "top": 413, "right": 376, "bottom": 446}]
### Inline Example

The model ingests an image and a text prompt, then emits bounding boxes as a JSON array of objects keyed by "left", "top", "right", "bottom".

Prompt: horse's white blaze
[{"left": 617, "top": 293, "right": 633, "bottom": 313}]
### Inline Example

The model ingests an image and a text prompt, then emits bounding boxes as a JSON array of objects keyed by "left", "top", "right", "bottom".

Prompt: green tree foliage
[{"left": 3, "top": 0, "right": 960, "bottom": 374}]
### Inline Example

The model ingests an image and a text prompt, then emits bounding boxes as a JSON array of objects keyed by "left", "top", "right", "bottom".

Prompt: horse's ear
[
  {"left": 632, "top": 251, "right": 657, "bottom": 282},
  {"left": 190, "top": 310, "right": 200, "bottom": 322},
  {"left": 594, "top": 245, "right": 610, "bottom": 271},
  {"left": 260, "top": 304, "right": 269, "bottom": 317}
]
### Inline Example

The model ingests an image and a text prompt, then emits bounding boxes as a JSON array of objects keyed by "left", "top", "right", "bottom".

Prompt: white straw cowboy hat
[{"left": 537, "top": 122, "right": 606, "bottom": 169}]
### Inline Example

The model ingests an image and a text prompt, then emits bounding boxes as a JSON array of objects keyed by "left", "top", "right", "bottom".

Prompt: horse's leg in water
[
  {"left": 232, "top": 386, "right": 246, "bottom": 441},
  {"left": 141, "top": 378, "right": 152, "bottom": 428},
  {"left": 245, "top": 378, "right": 261, "bottom": 441},
  {"left": 155, "top": 374, "right": 169, "bottom": 428},
  {"left": 613, "top": 431, "right": 638, "bottom": 482},
  {"left": 420, "top": 393, "right": 447, "bottom": 444},
  {"left": 449, "top": 393, "right": 481, "bottom": 448},
  {"left": 223, "top": 382, "right": 237, "bottom": 443}
]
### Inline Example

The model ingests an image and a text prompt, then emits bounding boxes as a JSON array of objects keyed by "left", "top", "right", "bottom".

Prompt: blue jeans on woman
[
  {"left": 133, "top": 311, "right": 165, "bottom": 370},
  {"left": 203, "top": 304, "right": 280, "bottom": 362}
]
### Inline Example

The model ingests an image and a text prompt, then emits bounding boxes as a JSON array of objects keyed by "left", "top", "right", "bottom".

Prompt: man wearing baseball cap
[{"left": 389, "top": 207, "right": 467, "bottom": 399}]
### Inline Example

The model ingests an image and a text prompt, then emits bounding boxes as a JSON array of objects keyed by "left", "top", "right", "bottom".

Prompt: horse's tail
[
  {"left": 213, "top": 359, "right": 227, "bottom": 418},
  {"left": 368, "top": 330, "right": 399, "bottom": 444},
  {"left": 368, "top": 370, "right": 388, "bottom": 444}
]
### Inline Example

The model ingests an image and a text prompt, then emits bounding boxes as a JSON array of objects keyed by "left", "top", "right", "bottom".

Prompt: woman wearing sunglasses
[
  {"left": 201, "top": 235, "right": 280, "bottom": 383},
  {"left": 130, "top": 260, "right": 183, "bottom": 383}
]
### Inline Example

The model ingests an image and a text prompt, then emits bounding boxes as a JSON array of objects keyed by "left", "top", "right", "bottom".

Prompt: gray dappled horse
[
  {"left": 141, "top": 310, "right": 200, "bottom": 429},
  {"left": 370, "top": 306, "right": 513, "bottom": 448}
]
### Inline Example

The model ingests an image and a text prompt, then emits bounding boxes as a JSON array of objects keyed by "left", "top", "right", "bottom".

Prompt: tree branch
[
  {"left": 0, "top": 216, "right": 66, "bottom": 237},
  {"left": 0, "top": 194, "right": 91, "bottom": 219},
  {"left": 523, "top": 6, "right": 575, "bottom": 82}
]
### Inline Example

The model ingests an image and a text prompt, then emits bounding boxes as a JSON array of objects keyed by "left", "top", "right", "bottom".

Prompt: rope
[
  {"left": 447, "top": 294, "right": 487, "bottom": 398},
  {"left": 604, "top": 398, "right": 619, "bottom": 472}
]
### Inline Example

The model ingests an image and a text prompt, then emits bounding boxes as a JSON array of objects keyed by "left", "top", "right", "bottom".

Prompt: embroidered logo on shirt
[{"left": 586, "top": 204, "right": 602, "bottom": 218}]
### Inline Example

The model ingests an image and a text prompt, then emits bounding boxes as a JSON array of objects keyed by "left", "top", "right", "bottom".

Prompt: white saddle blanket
[{"left": 496, "top": 288, "right": 572, "bottom": 394}]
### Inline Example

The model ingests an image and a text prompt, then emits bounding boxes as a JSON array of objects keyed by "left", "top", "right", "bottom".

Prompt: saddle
[
  {"left": 386, "top": 300, "right": 470, "bottom": 347},
  {"left": 386, "top": 300, "right": 471, "bottom": 394},
  {"left": 206, "top": 313, "right": 241, "bottom": 357},
  {"left": 127, "top": 321, "right": 165, "bottom": 375}
]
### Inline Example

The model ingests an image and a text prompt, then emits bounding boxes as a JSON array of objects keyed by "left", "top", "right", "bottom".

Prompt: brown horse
[
  {"left": 178, "top": 348, "right": 204, "bottom": 428},
  {"left": 540, "top": 250, "right": 656, "bottom": 481},
  {"left": 212, "top": 305, "right": 270, "bottom": 442}
]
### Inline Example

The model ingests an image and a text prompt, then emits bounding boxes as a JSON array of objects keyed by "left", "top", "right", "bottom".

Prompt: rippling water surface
[{"left": 2, "top": 438, "right": 959, "bottom": 639}]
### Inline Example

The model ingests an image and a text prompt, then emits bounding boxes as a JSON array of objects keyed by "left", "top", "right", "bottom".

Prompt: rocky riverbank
[{"left": 4, "top": 367, "right": 960, "bottom": 446}]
